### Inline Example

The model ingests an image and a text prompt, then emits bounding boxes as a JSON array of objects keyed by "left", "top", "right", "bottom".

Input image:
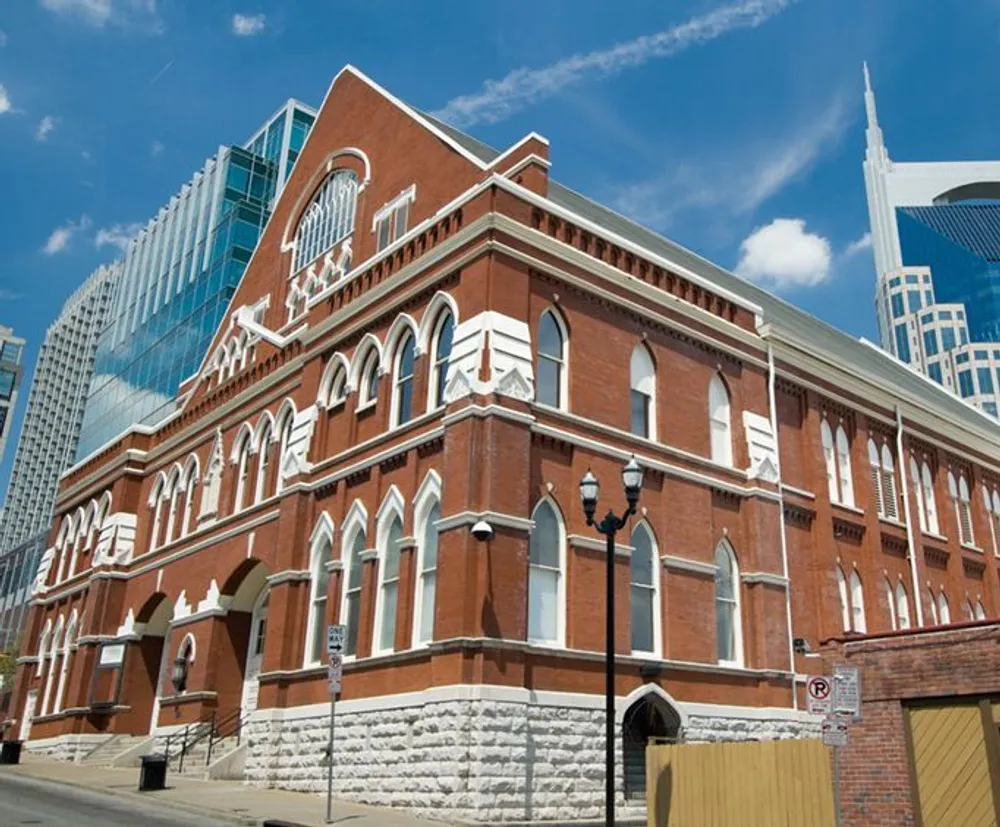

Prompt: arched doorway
[
  {"left": 622, "top": 689, "right": 682, "bottom": 800},
  {"left": 134, "top": 594, "right": 172, "bottom": 734},
  {"left": 222, "top": 560, "right": 270, "bottom": 715},
  {"left": 242, "top": 589, "right": 269, "bottom": 713}
]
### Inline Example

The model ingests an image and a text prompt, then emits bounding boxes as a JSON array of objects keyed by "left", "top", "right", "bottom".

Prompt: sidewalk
[{"left": 4, "top": 752, "right": 447, "bottom": 827}]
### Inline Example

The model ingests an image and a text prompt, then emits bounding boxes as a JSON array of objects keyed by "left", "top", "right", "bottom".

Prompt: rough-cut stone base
[
  {"left": 243, "top": 690, "right": 819, "bottom": 824},
  {"left": 24, "top": 733, "right": 112, "bottom": 763}
]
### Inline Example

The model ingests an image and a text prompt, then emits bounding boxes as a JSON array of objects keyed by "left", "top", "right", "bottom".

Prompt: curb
[{"left": 0, "top": 767, "right": 258, "bottom": 826}]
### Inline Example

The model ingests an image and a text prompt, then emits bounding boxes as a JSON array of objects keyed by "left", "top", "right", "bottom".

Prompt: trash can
[
  {"left": 138, "top": 754, "right": 168, "bottom": 791},
  {"left": 0, "top": 741, "right": 22, "bottom": 765}
]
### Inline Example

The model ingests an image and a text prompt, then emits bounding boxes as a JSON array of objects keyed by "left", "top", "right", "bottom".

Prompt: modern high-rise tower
[
  {"left": 0, "top": 326, "right": 25, "bottom": 467},
  {"left": 75, "top": 100, "right": 316, "bottom": 459},
  {"left": 0, "top": 265, "right": 119, "bottom": 554},
  {"left": 863, "top": 64, "right": 1000, "bottom": 417}
]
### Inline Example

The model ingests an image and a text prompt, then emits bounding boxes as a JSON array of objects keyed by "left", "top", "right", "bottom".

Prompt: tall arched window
[
  {"left": 305, "top": 520, "right": 333, "bottom": 666},
  {"left": 341, "top": 511, "right": 367, "bottom": 658},
  {"left": 835, "top": 567, "right": 851, "bottom": 631},
  {"left": 375, "top": 514, "right": 403, "bottom": 654},
  {"left": 275, "top": 402, "right": 296, "bottom": 494},
  {"left": 254, "top": 422, "right": 273, "bottom": 505},
  {"left": 181, "top": 457, "right": 199, "bottom": 537},
  {"left": 880, "top": 445, "right": 898, "bottom": 520},
  {"left": 148, "top": 475, "right": 167, "bottom": 552},
  {"left": 630, "top": 344, "right": 655, "bottom": 439},
  {"left": 937, "top": 591, "right": 951, "bottom": 624},
  {"left": 928, "top": 587, "right": 939, "bottom": 625},
  {"left": 975, "top": 599, "right": 987, "bottom": 620},
  {"left": 948, "top": 471, "right": 975, "bottom": 546},
  {"left": 987, "top": 487, "right": 1000, "bottom": 556},
  {"left": 35, "top": 619, "right": 51, "bottom": 678},
  {"left": 429, "top": 311, "right": 454, "bottom": 411},
  {"left": 884, "top": 577, "right": 897, "bottom": 631},
  {"left": 714, "top": 541, "right": 742, "bottom": 665},
  {"left": 909, "top": 456, "right": 927, "bottom": 532},
  {"left": 849, "top": 570, "right": 866, "bottom": 633},
  {"left": 53, "top": 611, "right": 77, "bottom": 714},
  {"left": 536, "top": 310, "right": 567, "bottom": 409},
  {"left": 821, "top": 421, "right": 838, "bottom": 503},
  {"left": 962, "top": 599, "right": 975, "bottom": 621},
  {"left": 835, "top": 426, "right": 855, "bottom": 507},
  {"left": 708, "top": 375, "right": 732, "bottom": 466},
  {"left": 164, "top": 468, "right": 183, "bottom": 545},
  {"left": 392, "top": 334, "right": 416, "bottom": 428},
  {"left": 528, "top": 500, "right": 565, "bottom": 645},
  {"left": 630, "top": 523, "right": 660, "bottom": 656},
  {"left": 921, "top": 463, "right": 939, "bottom": 534},
  {"left": 895, "top": 581, "right": 911, "bottom": 630},
  {"left": 40, "top": 616, "right": 64, "bottom": 717},
  {"left": 232, "top": 428, "right": 253, "bottom": 513},
  {"left": 293, "top": 169, "right": 359, "bottom": 274},
  {"left": 358, "top": 350, "right": 380, "bottom": 408},
  {"left": 325, "top": 362, "right": 349, "bottom": 409},
  {"left": 413, "top": 473, "right": 442, "bottom": 647}
]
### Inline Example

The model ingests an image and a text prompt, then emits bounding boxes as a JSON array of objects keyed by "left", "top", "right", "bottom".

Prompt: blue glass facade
[
  {"left": 76, "top": 102, "right": 315, "bottom": 459},
  {"left": 896, "top": 204, "right": 1000, "bottom": 343}
]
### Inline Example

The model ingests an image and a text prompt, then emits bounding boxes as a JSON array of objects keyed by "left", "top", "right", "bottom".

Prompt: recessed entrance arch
[
  {"left": 134, "top": 592, "right": 172, "bottom": 734},
  {"left": 220, "top": 559, "right": 271, "bottom": 716},
  {"left": 620, "top": 686, "right": 683, "bottom": 800}
]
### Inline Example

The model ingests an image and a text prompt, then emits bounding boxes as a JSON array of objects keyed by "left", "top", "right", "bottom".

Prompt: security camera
[{"left": 470, "top": 520, "right": 494, "bottom": 542}]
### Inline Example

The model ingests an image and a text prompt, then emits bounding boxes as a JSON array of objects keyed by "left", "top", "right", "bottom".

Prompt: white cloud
[
  {"left": 81, "top": 149, "right": 92, "bottom": 161},
  {"left": 95, "top": 222, "right": 143, "bottom": 251},
  {"left": 35, "top": 115, "right": 58, "bottom": 141},
  {"left": 151, "top": 139, "right": 164, "bottom": 156},
  {"left": 0, "top": 85, "right": 12, "bottom": 115},
  {"left": 844, "top": 231, "right": 872, "bottom": 257},
  {"left": 611, "top": 94, "right": 851, "bottom": 232},
  {"left": 42, "top": 215, "right": 92, "bottom": 256},
  {"left": 736, "top": 218, "right": 832, "bottom": 290},
  {"left": 433, "top": 0, "right": 794, "bottom": 127},
  {"left": 39, "top": 0, "right": 163, "bottom": 33},
  {"left": 231, "top": 13, "right": 266, "bottom": 36},
  {"left": 0, "top": 30, "right": 8, "bottom": 47},
  {"left": 0, "top": 289, "right": 21, "bottom": 301}
]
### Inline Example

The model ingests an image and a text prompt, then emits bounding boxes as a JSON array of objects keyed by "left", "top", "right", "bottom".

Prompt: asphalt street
[{"left": 0, "top": 773, "right": 234, "bottom": 827}]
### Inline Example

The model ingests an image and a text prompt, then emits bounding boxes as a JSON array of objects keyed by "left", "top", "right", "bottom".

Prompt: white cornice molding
[
  {"left": 661, "top": 555, "right": 717, "bottom": 576},
  {"left": 267, "top": 569, "right": 311, "bottom": 586},
  {"left": 435, "top": 510, "right": 535, "bottom": 534},
  {"left": 567, "top": 534, "right": 632, "bottom": 558},
  {"left": 741, "top": 572, "right": 789, "bottom": 588},
  {"left": 441, "top": 403, "right": 537, "bottom": 428}
]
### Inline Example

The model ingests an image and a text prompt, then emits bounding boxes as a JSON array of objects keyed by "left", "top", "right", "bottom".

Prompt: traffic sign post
[
  {"left": 832, "top": 664, "right": 861, "bottom": 721},
  {"left": 324, "top": 624, "right": 346, "bottom": 825},
  {"left": 807, "top": 676, "right": 833, "bottom": 716}
]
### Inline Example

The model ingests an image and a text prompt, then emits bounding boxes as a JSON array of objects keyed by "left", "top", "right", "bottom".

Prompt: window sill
[
  {"left": 922, "top": 530, "right": 948, "bottom": 542},
  {"left": 717, "top": 658, "right": 745, "bottom": 670},
  {"left": 961, "top": 543, "right": 984, "bottom": 554},
  {"left": 526, "top": 637, "right": 565, "bottom": 650},
  {"left": 831, "top": 502, "right": 864, "bottom": 517},
  {"left": 355, "top": 400, "right": 377, "bottom": 416},
  {"left": 878, "top": 516, "right": 906, "bottom": 529}
]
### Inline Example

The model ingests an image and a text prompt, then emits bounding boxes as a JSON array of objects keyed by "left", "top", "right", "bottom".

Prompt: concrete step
[
  {"left": 169, "top": 736, "right": 238, "bottom": 773},
  {"left": 78, "top": 735, "right": 152, "bottom": 767}
]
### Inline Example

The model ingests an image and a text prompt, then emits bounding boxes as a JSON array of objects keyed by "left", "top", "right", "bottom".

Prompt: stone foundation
[
  {"left": 243, "top": 687, "right": 819, "bottom": 823},
  {"left": 24, "top": 733, "right": 112, "bottom": 763}
]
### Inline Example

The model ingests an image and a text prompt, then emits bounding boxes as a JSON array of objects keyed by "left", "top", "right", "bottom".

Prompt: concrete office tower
[
  {"left": 0, "top": 265, "right": 119, "bottom": 554},
  {"left": 75, "top": 100, "right": 316, "bottom": 460},
  {"left": 0, "top": 326, "right": 25, "bottom": 466},
  {"left": 863, "top": 64, "right": 1000, "bottom": 417}
]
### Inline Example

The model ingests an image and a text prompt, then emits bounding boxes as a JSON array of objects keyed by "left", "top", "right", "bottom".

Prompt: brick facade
[{"left": 7, "top": 66, "right": 1000, "bottom": 821}]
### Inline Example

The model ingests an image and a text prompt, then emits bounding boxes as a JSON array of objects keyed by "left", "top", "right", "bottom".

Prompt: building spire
[{"left": 863, "top": 61, "right": 888, "bottom": 165}]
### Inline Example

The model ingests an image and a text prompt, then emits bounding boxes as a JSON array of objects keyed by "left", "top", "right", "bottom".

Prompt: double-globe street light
[{"left": 578, "top": 456, "right": 644, "bottom": 827}]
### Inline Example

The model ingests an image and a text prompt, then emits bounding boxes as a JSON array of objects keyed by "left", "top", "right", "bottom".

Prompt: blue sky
[{"left": 0, "top": 0, "right": 997, "bottom": 496}]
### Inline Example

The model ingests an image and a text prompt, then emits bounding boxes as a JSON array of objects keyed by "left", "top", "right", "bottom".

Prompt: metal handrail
[{"left": 206, "top": 707, "right": 244, "bottom": 767}]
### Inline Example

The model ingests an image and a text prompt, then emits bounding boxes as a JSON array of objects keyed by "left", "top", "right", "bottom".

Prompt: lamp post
[{"left": 579, "top": 456, "right": 643, "bottom": 827}]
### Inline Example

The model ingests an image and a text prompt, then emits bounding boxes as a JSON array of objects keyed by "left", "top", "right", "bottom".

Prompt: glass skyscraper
[
  {"left": 76, "top": 100, "right": 315, "bottom": 459},
  {"left": 0, "top": 327, "right": 25, "bottom": 468}
]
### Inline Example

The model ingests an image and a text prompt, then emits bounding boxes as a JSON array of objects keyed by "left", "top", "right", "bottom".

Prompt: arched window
[
  {"left": 375, "top": 514, "right": 403, "bottom": 654},
  {"left": 708, "top": 375, "right": 732, "bottom": 466},
  {"left": 429, "top": 311, "right": 454, "bottom": 411},
  {"left": 53, "top": 611, "right": 77, "bottom": 714},
  {"left": 274, "top": 401, "right": 296, "bottom": 494},
  {"left": 849, "top": 570, "right": 866, "bottom": 633},
  {"left": 358, "top": 350, "right": 380, "bottom": 408},
  {"left": 630, "top": 523, "right": 660, "bottom": 656},
  {"left": 40, "top": 616, "right": 64, "bottom": 717},
  {"left": 948, "top": 471, "right": 975, "bottom": 546},
  {"left": 937, "top": 591, "right": 951, "bottom": 624},
  {"left": 254, "top": 421, "right": 273, "bottom": 505},
  {"left": 413, "top": 473, "right": 442, "bottom": 647},
  {"left": 293, "top": 169, "right": 359, "bottom": 274},
  {"left": 164, "top": 468, "right": 183, "bottom": 545},
  {"left": 975, "top": 599, "right": 987, "bottom": 620},
  {"left": 35, "top": 619, "right": 51, "bottom": 678},
  {"left": 341, "top": 509, "right": 367, "bottom": 658},
  {"left": 714, "top": 541, "right": 742, "bottom": 665},
  {"left": 630, "top": 344, "right": 655, "bottom": 439},
  {"left": 909, "top": 457, "right": 927, "bottom": 532},
  {"left": 962, "top": 599, "right": 975, "bottom": 621},
  {"left": 928, "top": 587, "right": 939, "bottom": 625},
  {"left": 232, "top": 428, "right": 253, "bottom": 513},
  {"left": 880, "top": 445, "right": 898, "bottom": 520},
  {"left": 821, "top": 421, "right": 838, "bottom": 503},
  {"left": 835, "top": 567, "right": 851, "bottom": 632},
  {"left": 884, "top": 577, "right": 897, "bottom": 631},
  {"left": 392, "top": 334, "right": 416, "bottom": 427},
  {"left": 921, "top": 463, "right": 939, "bottom": 534},
  {"left": 895, "top": 581, "right": 911, "bottom": 630},
  {"left": 305, "top": 519, "right": 334, "bottom": 666},
  {"left": 325, "top": 362, "right": 348, "bottom": 408},
  {"left": 536, "top": 310, "right": 567, "bottom": 409},
  {"left": 200, "top": 432, "right": 224, "bottom": 521},
  {"left": 835, "top": 426, "right": 855, "bottom": 507},
  {"left": 148, "top": 475, "right": 167, "bottom": 552},
  {"left": 528, "top": 500, "right": 565, "bottom": 645},
  {"left": 181, "top": 457, "right": 199, "bottom": 537},
  {"left": 177, "top": 634, "right": 195, "bottom": 693}
]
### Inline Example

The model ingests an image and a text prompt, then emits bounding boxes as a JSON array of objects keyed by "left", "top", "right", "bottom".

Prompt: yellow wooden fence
[{"left": 645, "top": 739, "right": 836, "bottom": 827}]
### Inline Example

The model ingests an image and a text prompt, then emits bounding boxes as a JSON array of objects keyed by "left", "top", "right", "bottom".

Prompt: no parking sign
[{"left": 807, "top": 675, "right": 833, "bottom": 715}]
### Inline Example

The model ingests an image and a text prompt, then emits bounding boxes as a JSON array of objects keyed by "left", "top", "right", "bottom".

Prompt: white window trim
[
  {"left": 714, "top": 540, "right": 744, "bottom": 667},
  {"left": 372, "top": 185, "right": 417, "bottom": 233},
  {"left": 629, "top": 344, "right": 656, "bottom": 441},
  {"left": 708, "top": 375, "right": 732, "bottom": 467},
  {"left": 372, "top": 488, "right": 406, "bottom": 657},
  {"left": 303, "top": 514, "right": 335, "bottom": 668},
  {"left": 339, "top": 501, "right": 369, "bottom": 664},
  {"left": 390, "top": 332, "right": 417, "bottom": 430},
  {"left": 427, "top": 310, "right": 455, "bottom": 413},
  {"left": 527, "top": 498, "right": 567, "bottom": 649},
  {"left": 629, "top": 521, "right": 662, "bottom": 659},
  {"left": 411, "top": 471, "right": 442, "bottom": 648},
  {"left": 537, "top": 309, "right": 569, "bottom": 412}
]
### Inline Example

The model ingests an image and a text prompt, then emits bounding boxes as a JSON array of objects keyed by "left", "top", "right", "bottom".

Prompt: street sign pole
[
  {"left": 324, "top": 624, "right": 346, "bottom": 826},
  {"left": 326, "top": 694, "right": 335, "bottom": 824},
  {"left": 833, "top": 745, "right": 842, "bottom": 827}
]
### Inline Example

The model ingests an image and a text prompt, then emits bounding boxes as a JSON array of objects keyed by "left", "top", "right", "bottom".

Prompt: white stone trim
[
  {"left": 434, "top": 510, "right": 534, "bottom": 533},
  {"left": 741, "top": 572, "right": 789, "bottom": 588},
  {"left": 566, "top": 534, "right": 632, "bottom": 558},
  {"left": 485, "top": 131, "right": 550, "bottom": 171},
  {"left": 170, "top": 607, "right": 228, "bottom": 628},
  {"left": 359, "top": 549, "right": 378, "bottom": 563},
  {"left": 500, "top": 153, "right": 551, "bottom": 180},
  {"left": 661, "top": 555, "right": 717, "bottom": 576},
  {"left": 780, "top": 483, "right": 815, "bottom": 500},
  {"left": 440, "top": 403, "right": 536, "bottom": 428}
]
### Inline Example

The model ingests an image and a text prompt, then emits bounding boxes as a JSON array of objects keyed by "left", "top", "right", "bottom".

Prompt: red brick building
[{"left": 9, "top": 66, "right": 1000, "bottom": 822}]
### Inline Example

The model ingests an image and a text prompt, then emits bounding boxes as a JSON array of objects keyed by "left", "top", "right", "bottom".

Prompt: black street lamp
[{"left": 579, "top": 456, "right": 643, "bottom": 827}]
